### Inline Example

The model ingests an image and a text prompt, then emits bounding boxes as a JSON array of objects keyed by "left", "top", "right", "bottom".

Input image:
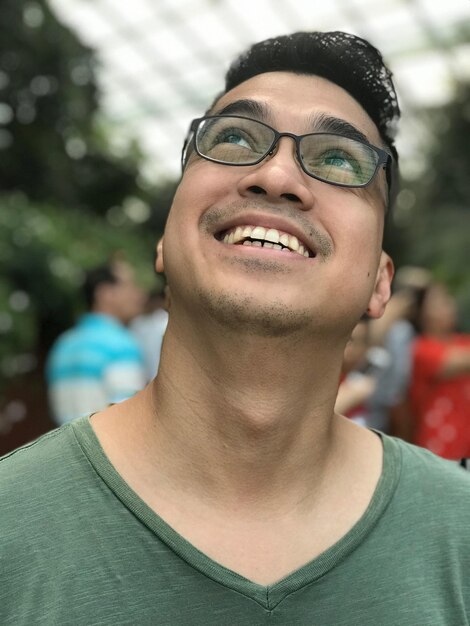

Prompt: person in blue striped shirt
[{"left": 46, "top": 261, "right": 146, "bottom": 425}]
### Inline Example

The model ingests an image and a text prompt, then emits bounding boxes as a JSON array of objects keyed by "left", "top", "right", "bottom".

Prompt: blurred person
[
  {"left": 366, "top": 266, "right": 432, "bottom": 435},
  {"left": 46, "top": 261, "right": 146, "bottom": 424},
  {"left": 367, "top": 266, "right": 431, "bottom": 346},
  {"left": 336, "top": 318, "right": 391, "bottom": 427},
  {"left": 410, "top": 281, "right": 470, "bottom": 459},
  {"left": 131, "top": 285, "right": 169, "bottom": 381},
  {"left": 2, "top": 31, "right": 470, "bottom": 625},
  {"left": 336, "top": 318, "right": 376, "bottom": 425}
]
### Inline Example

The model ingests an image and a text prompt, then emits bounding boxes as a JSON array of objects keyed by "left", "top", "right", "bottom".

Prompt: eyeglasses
[{"left": 182, "top": 115, "right": 391, "bottom": 189}]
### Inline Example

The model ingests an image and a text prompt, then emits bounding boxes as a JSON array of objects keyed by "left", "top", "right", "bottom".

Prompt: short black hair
[
  {"left": 83, "top": 264, "right": 117, "bottom": 310},
  {"left": 186, "top": 31, "right": 401, "bottom": 207},
  {"left": 225, "top": 32, "right": 400, "bottom": 206}
]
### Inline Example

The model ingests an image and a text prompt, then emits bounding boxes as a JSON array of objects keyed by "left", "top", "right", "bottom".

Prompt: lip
[{"left": 211, "top": 212, "right": 317, "bottom": 257}]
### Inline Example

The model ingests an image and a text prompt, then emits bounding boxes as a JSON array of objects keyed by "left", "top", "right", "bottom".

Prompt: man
[
  {"left": 2, "top": 32, "right": 469, "bottom": 624},
  {"left": 131, "top": 284, "right": 169, "bottom": 381},
  {"left": 366, "top": 266, "right": 432, "bottom": 436},
  {"left": 335, "top": 317, "right": 377, "bottom": 425},
  {"left": 46, "top": 260, "right": 146, "bottom": 424}
]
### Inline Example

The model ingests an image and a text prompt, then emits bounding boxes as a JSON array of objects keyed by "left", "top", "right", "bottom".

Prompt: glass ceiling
[{"left": 48, "top": 0, "right": 470, "bottom": 183}]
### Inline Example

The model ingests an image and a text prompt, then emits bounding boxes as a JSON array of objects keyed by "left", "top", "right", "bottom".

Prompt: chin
[{"left": 195, "top": 289, "right": 314, "bottom": 338}]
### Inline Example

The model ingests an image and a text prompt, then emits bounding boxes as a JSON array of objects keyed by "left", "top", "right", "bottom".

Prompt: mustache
[{"left": 199, "top": 200, "right": 333, "bottom": 258}]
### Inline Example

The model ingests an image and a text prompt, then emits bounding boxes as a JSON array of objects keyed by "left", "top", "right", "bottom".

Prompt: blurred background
[{"left": 1, "top": 0, "right": 469, "bottom": 454}]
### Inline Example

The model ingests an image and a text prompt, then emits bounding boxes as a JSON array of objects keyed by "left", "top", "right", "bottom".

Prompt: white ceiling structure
[{"left": 49, "top": 0, "right": 470, "bottom": 184}]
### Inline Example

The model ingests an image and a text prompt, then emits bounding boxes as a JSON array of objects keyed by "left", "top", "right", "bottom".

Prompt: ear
[
  {"left": 155, "top": 237, "right": 165, "bottom": 273},
  {"left": 367, "top": 251, "right": 394, "bottom": 319}
]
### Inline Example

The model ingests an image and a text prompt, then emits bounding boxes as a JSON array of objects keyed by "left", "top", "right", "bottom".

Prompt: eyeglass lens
[{"left": 195, "top": 116, "right": 380, "bottom": 186}]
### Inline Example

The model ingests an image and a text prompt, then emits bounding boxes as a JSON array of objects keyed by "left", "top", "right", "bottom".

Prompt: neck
[
  {"left": 140, "top": 313, "right": 349, "bottom": 511},
  {"left": 91, "top": 306, "right": 124, "bottom": 325},
  {"left": 424, "top": 326, "right": 453, "bottom": 340}
]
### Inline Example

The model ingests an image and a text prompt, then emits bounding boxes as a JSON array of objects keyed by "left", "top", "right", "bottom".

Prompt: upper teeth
[{"left": 222, "top": 226, "right": 311, "bottom": 257}]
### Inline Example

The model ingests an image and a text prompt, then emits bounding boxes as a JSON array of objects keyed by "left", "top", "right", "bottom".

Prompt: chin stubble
[
  {"left": 196, "top": 289, "right": 312, "bottom": 338},
  {"left": 195, "top": 201, "right": 334, "bottom": 336}
]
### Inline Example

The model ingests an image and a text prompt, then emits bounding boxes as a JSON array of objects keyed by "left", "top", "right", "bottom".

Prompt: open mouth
[{"left": 216, "top": 225, "right": 315, "bottom": 258}]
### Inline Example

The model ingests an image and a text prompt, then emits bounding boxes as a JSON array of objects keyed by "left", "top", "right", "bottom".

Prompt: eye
[
  {"left": 321, "top": 149, "right": 361, "bottom": 173},
  {"left": 214, "top": 128, "right": 252, "bottom": 149},
  {"left": 196, "top": 117, "right": 273, "bottom": 164}
]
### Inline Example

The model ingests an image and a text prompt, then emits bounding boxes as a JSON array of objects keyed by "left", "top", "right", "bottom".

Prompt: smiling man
[{"left": 1, "top": 31, "right": 469, "bottom": 625}]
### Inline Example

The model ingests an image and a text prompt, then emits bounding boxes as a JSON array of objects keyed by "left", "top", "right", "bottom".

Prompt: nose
[{"left": 236, "top": 136, "right": 315, "bottom": 209}]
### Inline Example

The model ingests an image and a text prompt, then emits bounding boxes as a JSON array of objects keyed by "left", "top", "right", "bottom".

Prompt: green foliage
[
  {"left": 394, "top": 81, "right": 470, "bottom": 330},
  {"left": 0, "top": 193, "right": 162, "bottom": 385},
  {"left": 0, "top": 0, "right": 168, "bottom": 215},
  {"left": 423, "top": 82, "right": 470, "bottom": 208},
  {"left": 0, "top": 1, "right": 177, "bottom": 395}
]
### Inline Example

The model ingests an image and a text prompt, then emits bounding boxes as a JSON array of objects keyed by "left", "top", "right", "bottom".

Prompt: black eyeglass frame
[{"left": 182, "top": 114, "right": 393, "bottom": 191}]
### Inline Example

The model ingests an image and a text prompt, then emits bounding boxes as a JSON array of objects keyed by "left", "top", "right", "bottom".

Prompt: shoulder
[
  {"left": 0, "top": 423, "right": 83, "bottom": 504},
  {"left": 382, "top": 437, "right": 470, "bottom": 581},
  {"left": 388, "top": 435, "right": 470, "bottom": 503},
  {"left": 0, "top": 419, "right": 105, "bottom": 605},
  {"left": 413, "top": 335, "right": 445, "bottom": 356},
  {"left": 381, "top": 435, "right": 470, "bottom": 557},
  {"left": 47, "top": 325, "right": 80, "bottom": 358},
  {"left": 454, "top": 334, "right": 470, "bottom": 347},
  {"left": 46, "top": 319, "right": 93, "bottom": 371},
  {"left": 0, "top": 419, "right": 100, "bottom": 557},
  {"left": 106, "top": 330, "right": 144, "bottom": 368},
  {"left": 98, "top": 319, "right": 143, "bottom": 358},
  {"left": 412, "top": 337, "right": 448, "bottom": 377},
  {"left": 51, "top": 316, "right": 142, "bottom": 363}
]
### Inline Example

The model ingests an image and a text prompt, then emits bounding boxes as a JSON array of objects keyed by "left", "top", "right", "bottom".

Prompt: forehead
[{"left": 213, "top": 71, "right": 382, "bottom": 145}]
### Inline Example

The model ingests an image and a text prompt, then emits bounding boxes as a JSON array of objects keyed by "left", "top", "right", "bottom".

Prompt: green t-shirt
[{"left": 1, "top": 416, "right": 469, "bottom": 625}]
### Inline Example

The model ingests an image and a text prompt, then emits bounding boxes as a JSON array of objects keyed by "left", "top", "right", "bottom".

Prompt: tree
[
  {"left": 0, "top": 0, "right": 163, "bottom": 213},
  {"left": 394, "top": 80, "right": 470, "bottom": 330},
  {"left": 0, "top": 1, "right": 175, "bottom": 446}
]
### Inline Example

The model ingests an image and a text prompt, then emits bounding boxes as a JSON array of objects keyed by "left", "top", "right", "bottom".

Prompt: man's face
[
  {"left": 421, "top": 283, "right": 457, "bottom": 335},
  {"left": 106, "top": 262, "right": 145, "bottom": 324},
  {"left": 158, "top": 72, "right": 393, "bottom": 337}
]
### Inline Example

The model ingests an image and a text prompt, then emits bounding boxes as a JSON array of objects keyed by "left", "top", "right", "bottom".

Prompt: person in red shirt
[{"left": 410, "top": 282, "right": 470, "bottom": 459}]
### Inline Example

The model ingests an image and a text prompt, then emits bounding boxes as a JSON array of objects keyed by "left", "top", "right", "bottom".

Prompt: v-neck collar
[{"left": 72, "top": 416, "right": 402, "bottom": 610}]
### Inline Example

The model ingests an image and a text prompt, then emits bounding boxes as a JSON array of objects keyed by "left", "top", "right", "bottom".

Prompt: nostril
[
  {"left": 248, "top": 186, "right": 266, "bottom": 195},
  {"left": 282, "top": 193, "right": 301, "bottom": 202}
]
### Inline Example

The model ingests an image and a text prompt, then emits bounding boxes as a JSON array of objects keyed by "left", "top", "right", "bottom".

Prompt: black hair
[
  {"left": 225, "top": 32, "right": 400, "bottom": 205},
  {"left": 402, "top": 285, "right": 430, "bottom": 334},
  {"left": 185, "top": 31, "right": 401, "bottom": 207},
  {"left": 83, "top": 264, "right": 118, "bottom": 310}
]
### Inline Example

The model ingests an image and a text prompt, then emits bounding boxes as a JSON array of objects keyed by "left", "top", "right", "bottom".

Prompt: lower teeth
[{"left": 239, "top": 239, "right": 306, "bottom": 255}]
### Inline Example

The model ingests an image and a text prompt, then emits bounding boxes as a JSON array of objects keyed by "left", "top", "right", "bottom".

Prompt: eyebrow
[
  {"left": 212, "top": 99, "right": 270, "bottom": 121},
  {"left": 211, "top": 99, "right": 372, "bottom": 145},
  {"left": 308, "top": 112, "right": 371, "bottom": 145}
]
